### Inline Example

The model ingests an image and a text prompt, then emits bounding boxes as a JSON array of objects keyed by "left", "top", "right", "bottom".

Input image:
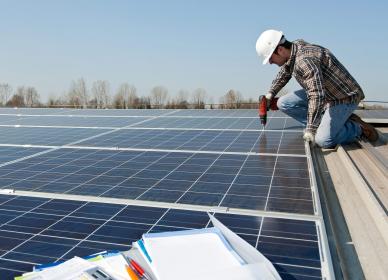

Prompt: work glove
[
  {"left": 303, "top": 132, "right": 315, "bottom": 145},
  {"left": 265, "top": 93, "right": 274, "bottom": 110}
]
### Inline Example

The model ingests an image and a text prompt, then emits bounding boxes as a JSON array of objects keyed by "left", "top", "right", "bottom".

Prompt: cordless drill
[{"left": 258, "top": 95, "right": 279, "bottom": 126}]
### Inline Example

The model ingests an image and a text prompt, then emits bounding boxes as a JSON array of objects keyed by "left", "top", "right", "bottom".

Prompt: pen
[
  {"left": 122, "top": 253, "right": 153, "bottom": 280},
  {"left": 125, "top": 264, "right": 140, "bottom": 280}
]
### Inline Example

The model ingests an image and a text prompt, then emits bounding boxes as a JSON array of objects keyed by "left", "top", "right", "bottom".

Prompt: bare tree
[
  {"left": 68, "top": 78, "right": 88, "bottom": 108},
  {"left": 127, "top": 85, "right": 137, "bottom": 108},
  {"left": 0, "top": 83, "right": 12, "bottom": 106},
  {"left": 176, "top": 89, "right": 189, "bottom": 107},
  {"left": 138, "top": 96, "right": 151, "bottom": 109},
  {"left": 224, "top": 89, "right": 243, "bottom": 109},
  {"left": 92, "top": 80, "right": 110, "bottom": 108},
  {"left": 191, "top": 88, "right": 207, "bottom": 109},
  {"left": 150, "top": 86, "right": 168, "bottom": 108},
  {"left": 218, "top": 96, "right": 225, "bottom": 109},
  {"left": 116, "top": 83, "right": 137, "bottom": 109},
  {"left": 166, "top": 89, "right": 190, "bottom": 109},
  {"left": 207, "top": 97, "right": 215, "bottom": 109},
  {"left": 24, "top": 87, "right": 40, "bottom": 107},
  {"left": 113, "top": 91, "right": 125, "bottom": 109},
  {"left": 47, "top": 93, "right": 66, "bottom": 107},
  {"left": 6, "top": 87, "right": 25, "bottom": 107},
  {"left": 240, "top": 97, "right": 256, "bottom": 109},
  {"left": 67, "top": 89, "right": 81, "bottom": 108}
]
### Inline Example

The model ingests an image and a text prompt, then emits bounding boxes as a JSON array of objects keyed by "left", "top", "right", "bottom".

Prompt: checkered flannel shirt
[{"left": 268, "top": 40, "right": 364, "bottom": 134}]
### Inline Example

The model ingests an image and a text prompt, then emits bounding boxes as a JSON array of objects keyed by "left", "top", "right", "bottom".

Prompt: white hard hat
[{"left": 255, "top": 29, "right": 283, "bottom": 65}]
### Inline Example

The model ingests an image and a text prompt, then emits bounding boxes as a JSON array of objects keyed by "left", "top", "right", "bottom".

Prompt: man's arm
[
  {"left": 267, "top": 66, "right": 292, "bottom": 98},
  {"left": 299, "top": 58, "right": 325, "bottom": 134}
]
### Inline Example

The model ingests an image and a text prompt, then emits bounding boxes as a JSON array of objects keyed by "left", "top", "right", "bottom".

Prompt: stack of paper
[
  {"left": 137, "top": 227, "right": 244, "bottom": 280},
  {"left": 15, "top": 252, "right": 130, "bottom": 280},
  {"left": 133, "top": 214, "right": 282, "bottom": 280}
]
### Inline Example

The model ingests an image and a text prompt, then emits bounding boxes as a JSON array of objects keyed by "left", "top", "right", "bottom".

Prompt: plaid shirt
[{"left": 268, "top": 40, "right": 364, "bottom": 134}]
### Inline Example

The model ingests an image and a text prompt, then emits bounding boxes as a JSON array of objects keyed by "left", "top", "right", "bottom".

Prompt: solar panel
[
  {"left": 73, "top": 129, "right": 305, "bottom": 155},
  {"left": 0, "top": 149, "right": 312, "bottom": 214},
  {"left": 0, "top": 115, "right": 150, "bottom": 128},
  {"left": 0, "top": 195, "right": 324, "bottom": 280},
  {"left": 355, "top": 109, "right": 388, "bottom": 121},
  {"left": 170, "top": 109, "right": 259, "bottom": 117},
  {"left": 0, "top": 108, "right": 73, "bottom": 115},
  {"left": 131, "top": 116, "right": 303, "bottom": 130},
  {"left": 0, "top": 108, "right": 334, "bottom": 279},
  {"left": 0, "top": 147, "right": 47, "bottom": 165},
  {"left": 0, "top": 108, "right": 169, "bottom": 116},
  {"left": 0, "top": 127, "right": 110, "bottom": 146},
  {"left": 61, "top": 109, "right": 173, "bottom": 116}
]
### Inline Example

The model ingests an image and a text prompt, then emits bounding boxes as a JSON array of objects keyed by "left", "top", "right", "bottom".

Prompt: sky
[{"left": 0, "top": 0, "right": 387, "bottom": 103}]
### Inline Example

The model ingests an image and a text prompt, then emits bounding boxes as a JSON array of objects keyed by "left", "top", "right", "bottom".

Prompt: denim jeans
[{"left": 277, "top": 89, "right": 362, "bottom": 148}]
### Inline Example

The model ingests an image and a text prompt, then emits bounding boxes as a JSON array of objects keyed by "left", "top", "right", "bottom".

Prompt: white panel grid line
[
  {"left": 263, "top": 119, "right": 287, "bottom": 211},
  {"left": 5, "top": 190, "right": 322, "bottom": 222},
  {"left": 0, "top": 124, "right": 116, "bottom": 130},
  {"left": 0, "top": 112, "right": 291, "bottom": 119},
  {"left": 0, "top": 125, "right": 303, "bottom": 132},
  {"left": 0, "top": 143, "right": 308, "bottom": 158},
  {"left": 0, "top": 148, "right": 58, "bottom": 169},
  {"left": 305, "top": 142, "right": 335, "bottom": 280}
]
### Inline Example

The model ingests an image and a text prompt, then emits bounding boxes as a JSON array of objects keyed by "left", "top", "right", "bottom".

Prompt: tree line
[{"left": 0, "top": 78, "right": 258, "bottom": 109}]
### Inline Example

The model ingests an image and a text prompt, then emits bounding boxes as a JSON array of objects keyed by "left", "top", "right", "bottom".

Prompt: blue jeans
[{"left": 277, "top": 89, "right": 362, "bottom": 148}]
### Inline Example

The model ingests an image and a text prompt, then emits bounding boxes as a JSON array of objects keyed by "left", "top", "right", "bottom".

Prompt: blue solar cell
[
  {"left": 266, "top": 198, "right": 314, "bottom": 215},
  {"left": 153, "top": 179, "right": 194, "bottom": 191},
  {"left": 189, "top": 181, "right": 230, "bottom": 193},
  {"left": 138, "top": 189, "right": 184, "bottom": 202},
  {"left": 101, "top": 186, "right": 144, "bottom": 199},
  {"left": 220, "top": 195, "right": 267, "bottom": 210},
  {"left": 0, "top": 147, "right": 47, "bottom": 165},
  {"left": 228, "top": 184, "right": 269, "bottom": 196},
  {"left": 177, "top": 191, "right": 223, "bottom": 206},
  {"left": 3, "top": 213, "right": 59, "bottom": 234},
  {"left": 0, "top": 258, "right": 34, "bottom": 279}
]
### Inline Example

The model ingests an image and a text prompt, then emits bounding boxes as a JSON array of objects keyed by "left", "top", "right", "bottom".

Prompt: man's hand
[
  {"left": 265, "top": 93, "right": 273, "bottom": 110},
  {"left": 265, "top": 93, "right": 273, "bottom": 101},
  {"left": 303, "top": 132, "right": 315, "bottom": 145}
]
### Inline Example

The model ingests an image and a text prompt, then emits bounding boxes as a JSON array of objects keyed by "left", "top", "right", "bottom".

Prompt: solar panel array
[
  {"left": 0, "top": 108, "right": 332, "bottom": 280},
  {"left": 354, "top": 109, "right": 388, "bottom": 122}
]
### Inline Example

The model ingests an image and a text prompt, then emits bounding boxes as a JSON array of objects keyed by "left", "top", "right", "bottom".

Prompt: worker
[{"left": 255, "top": 29, "right": 378, "bottom": 148}]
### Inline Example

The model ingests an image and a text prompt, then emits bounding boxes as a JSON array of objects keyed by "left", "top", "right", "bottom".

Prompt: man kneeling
[{"left": 256, "top": 29, "right": 378, "bottom": 148}]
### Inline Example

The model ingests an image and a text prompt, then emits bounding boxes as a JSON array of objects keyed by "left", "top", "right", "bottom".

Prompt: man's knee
[{"left": 277, "top": 96, "right": 292, "bottom": 112}]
